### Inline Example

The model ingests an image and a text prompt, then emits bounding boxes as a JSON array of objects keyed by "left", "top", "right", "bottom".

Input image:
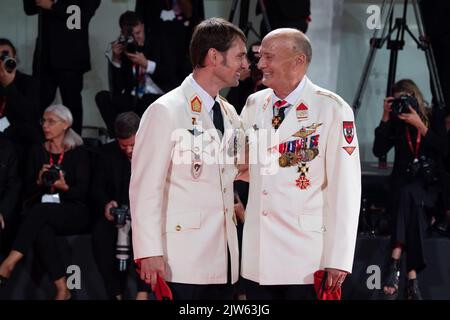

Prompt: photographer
[
  {"left": 23, "top": 0, "right": 101, "bottom": 134},
  {"left": 0, "top": 104, "right": 91, "bottom": 300},
  {"left": 91, "top": 112, "right": 149, "bottom": 300},
  {"left": 0, "top": 38, "right": 42, "bottom": 149},
  {"left": 96, "top": 11, "right": 180, "bottom": 137},
  {"left": 373, "top": 79, "right": 448, "bottom": 300}
]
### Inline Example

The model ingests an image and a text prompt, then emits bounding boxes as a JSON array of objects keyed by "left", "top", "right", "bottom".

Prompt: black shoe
[
  {"left": 406, "top": 279, "right": 423, "bottom": 300},
  {"left": 382, "top": 258, "right": 400, "bottom": 300}
]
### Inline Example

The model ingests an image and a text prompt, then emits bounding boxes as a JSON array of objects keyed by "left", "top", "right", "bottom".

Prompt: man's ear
[
  {"left": 205, "top": 48, "right": 219, "bottom": 67},
  {"left": 296, "top": 53, "right": 307, "bottom": 67}
]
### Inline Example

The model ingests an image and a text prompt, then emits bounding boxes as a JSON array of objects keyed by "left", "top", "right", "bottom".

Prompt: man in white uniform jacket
[
  {"left": 240, "top": 28, "right": 362, "bottom": 299},
  {"left": 129, "top": 18, "right": 248, "bottom": 300}
]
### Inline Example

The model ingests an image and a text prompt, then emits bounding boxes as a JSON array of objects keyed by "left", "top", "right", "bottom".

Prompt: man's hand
[
  {"left": 52, "top": 170, "right": 69, "bottom": 192},
  {"left": 234, "top": 193, "right": 245, "bottom": 223},
  {"left": 325, "top": 268, "right": 348, "bottom": 293},
  {"left": 111, "top": 41, "right": 124, "bottom": 64},
  {"left": 104, "top": 200, "right": 118, "bottom": 222},
  {"left": 138, "top": 256, "right": 166, "bottom": 291},
  {"left": 35, "top": 0, "right": 54, "bottom": 10},
  {"left": 125, "top": 52, "right": 148, "bottom": 69},
  {"left": 236, "top": 164, "right": 249, "bottom": 182},
  {"left": 0, "top": 213, "right": 5, "bottom": 230},
  {"left": 0, "top": 61, "right": 16, "bottom": 88}
]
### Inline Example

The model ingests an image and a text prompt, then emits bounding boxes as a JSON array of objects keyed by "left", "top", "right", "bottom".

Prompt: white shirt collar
[
  {"left": 188, "top": 74, "right": 218, "bottom": 114},
  {"left": 273, "top": 76, "right": 307, "bottom": 106}
]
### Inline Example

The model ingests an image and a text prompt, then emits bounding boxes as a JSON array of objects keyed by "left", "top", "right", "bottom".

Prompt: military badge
[
  {"left": 343, "top": 146, "right": 357, "bottom": 156},
  {"left": 296, "top": 175, "right": 310, "bottom": 190},
  {"left": 272, "top": 115, "right": 282, "bottom": 129},
  {"left": 343, "top": 121, "right": 354, "bottom": 144},
  {"left": 188, "top": 127, "right": 203, "bottom": 137},
  {"left": 292, "top": 123, "right": 323, "bottom": 138},
  {"left": 296, "top": 103, "right": 308, "bottom": 121},
  {"left": 191, "top": 153, "right": 203, "bottom": 180},
  {"left": 279, "top": 154, "right": 290, "bottom": 168},
  {"left": 190, "top": 96, "right": 202, "bottom": 114}
]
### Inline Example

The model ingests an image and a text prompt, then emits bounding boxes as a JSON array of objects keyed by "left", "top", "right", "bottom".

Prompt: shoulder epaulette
[{"left": 315, "top": 90, "right": 343, "bottom": 106}]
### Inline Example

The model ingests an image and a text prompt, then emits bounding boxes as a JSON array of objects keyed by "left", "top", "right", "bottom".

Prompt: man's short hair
[
  {"left": 0, "top": 38, "right": 17, "bottom": 56},
  {"left": 190, "top": 17, "right": 247, "bottom": 68},
  {"left": 114, "top": 112, "right": 141, "bottom": 139},
  {"left": 119, "top": 11, "right": 142, "bottom": 30}
]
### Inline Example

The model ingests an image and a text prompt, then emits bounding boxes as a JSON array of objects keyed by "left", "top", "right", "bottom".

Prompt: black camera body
[
  {"left": 406, "top": 156, "right": 438, "bottom": 184},
  {"left": 0, "top": 50, "right": 17, "bottom": 73},
  {"left": 42, "top": 165, "right": 62, "bottom": 187},
  {"left": 110, "top": 205, "right": 131, "bottom": 271},
  {"left": 118, "top": 27, "right": 139, "bottom": 54},
  {"left": 391, "top": 94, "right": 420, "bottom": 116},
  {"left": 110, "top": 205, "right": 130, "bottom": 227}
]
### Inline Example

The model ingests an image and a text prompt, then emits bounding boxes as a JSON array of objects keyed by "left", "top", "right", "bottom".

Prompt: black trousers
[
  {"left": 391, "top": 181, "right": 438, "bottom": 273},
  {"left": 92, "top": 216, "right": 149, "bottom": 298},
  {"left": 167, "top": 248, "right": 233, "bottom": 300},
  {"left": 244, "top": 279, "right": 316, "bottom": 300},
  {"left": 95, "top": 91, "right": 161, "bottom": 137},
  {"left": 12, "top": 203, "right": 90, "bottom": 281},
  {"left": 37, "top": 69, "right": 84, "bottom": 134}
]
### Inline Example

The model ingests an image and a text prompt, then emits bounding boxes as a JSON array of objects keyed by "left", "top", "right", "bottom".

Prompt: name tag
[
  {"left": 41, "top": 193, "right": 61, "bottom": 204},
  {"left": 0, "top": 116, "right": 10, "bottom": 132}
]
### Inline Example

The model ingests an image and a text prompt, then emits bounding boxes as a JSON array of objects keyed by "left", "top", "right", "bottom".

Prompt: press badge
[
  {"left": 0, "top": 116, "right": 10, "bottom": 132},
  {"left": 41, "top": 193, "right": 61, "bottom": 204}
]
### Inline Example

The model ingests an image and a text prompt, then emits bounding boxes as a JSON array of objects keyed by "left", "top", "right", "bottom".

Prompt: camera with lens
[
  {"left": 42, "top": 165, "right": 62, "bottom": 187},
  {"left": 391, "top": 94, "right": 420, "bottom": 116},
  {"left": 110, "top": 205, "right": 132, "bottom": 271},
  {"left": 118, "top": 27, "right": 139, "bottom": 54},
  {"left": 110, "top": 205, "right": 130, "bottom": 227},
  {"left": 0, "top": 50, "right": 17, "bottom": 73},
  {"left": 406, "top": 156, "right": 438, "bottom": 185}
]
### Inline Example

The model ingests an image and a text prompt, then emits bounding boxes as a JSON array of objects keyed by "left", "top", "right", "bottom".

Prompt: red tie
[{"left": 274, "top": 100, "right": 288, "bottom": 108}]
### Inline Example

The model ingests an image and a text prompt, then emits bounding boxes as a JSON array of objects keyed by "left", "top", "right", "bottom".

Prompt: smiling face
[
  {"left": 214, "top": 37, "right": 249, "bottom": 88},
  {"left": 41, "top": 112, "right": 69, "bottom": 141},
  {"left": 258, "top": 34, "right": 308, "bottom": 97}
]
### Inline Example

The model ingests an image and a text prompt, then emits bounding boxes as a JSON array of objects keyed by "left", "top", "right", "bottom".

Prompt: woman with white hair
[{"left": 0, "top": 104, "right": 91, "bottom": 300}]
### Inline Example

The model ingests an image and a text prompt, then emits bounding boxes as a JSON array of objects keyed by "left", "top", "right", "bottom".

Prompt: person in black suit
[
  {"left": 257, "top": 0, "right": 311, "bottom": 37},
  {"left": 420, "top": 0, "right": 450, "bottom": 117},
  {"left": 91, "top": 112, "right": 150, "bottom": 300},
  {"left": 95, "top": 11, "right": 180, "bottom": 137},
  {"left": 23, "top": 0, "right": 101, "bottom": 134},
  {"left": 0, "top": 38, "right": 42, "bottom": 149},
  {"left": 0, "top": 135, "right": 21, "bottom": 253}
]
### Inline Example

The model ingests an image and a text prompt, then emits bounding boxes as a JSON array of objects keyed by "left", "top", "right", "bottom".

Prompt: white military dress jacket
[
  {"left": 240, "top": 77, "right": 361, "bottom": 285},
  {"left": 130, "top": 75, "right": 242, "bottom": 285}
]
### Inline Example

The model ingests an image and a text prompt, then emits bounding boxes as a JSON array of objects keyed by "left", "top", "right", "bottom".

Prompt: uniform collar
[
  {"left": 188, "top": 74, "right": 219, "bottom": 114},
  {"left": 272, "top": 76, "right": 307, "bottom": 106}
]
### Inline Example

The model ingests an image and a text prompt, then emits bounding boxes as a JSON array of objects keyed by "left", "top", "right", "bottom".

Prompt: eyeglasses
[{"left": 40, "top": 118, "right": 64, "bottom": 126}]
